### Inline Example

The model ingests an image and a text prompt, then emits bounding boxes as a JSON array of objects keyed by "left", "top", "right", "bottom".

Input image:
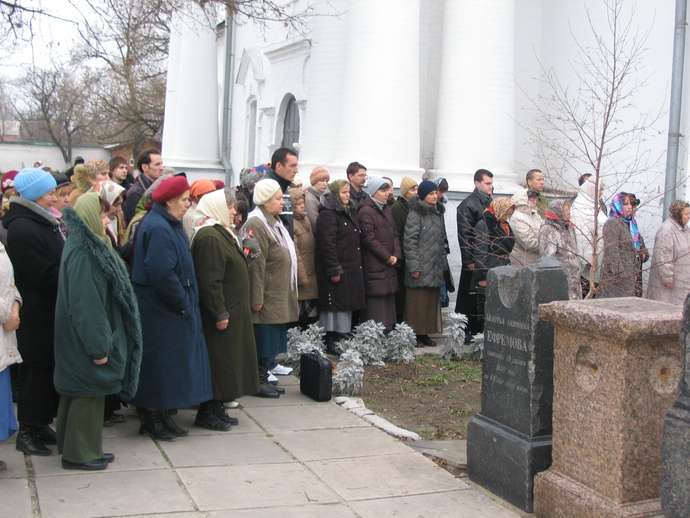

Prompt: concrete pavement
[{"left": 0, "top": 375, "right": 521, "bottom": 518}]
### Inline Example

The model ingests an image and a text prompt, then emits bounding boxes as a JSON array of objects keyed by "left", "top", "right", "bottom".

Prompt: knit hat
[
  {"left": 189, "top": 180, "right": 217, "bottom": 200},
  {"left": 14, "top": 168, "right": 57, "bottom": 201},
  {"left": 399, "top": 176, "right": 417, "bottom": 198},
  {"left": 417, "top": 180, "right": 438, "bottom": 201},
  {"left": 1, "top": 170, "right": 19, "bottom": 193},
  {"left": 253, "top": 178, "right": 282, "bottom": 206},
  {"left": 310, "top": 166, "right": 330, "bottom": 186},
  {"left": 364, "top": 175, "right": 387, "bottom": 197},
  {"left": 152, "top": 175, "right": 190, "bottom": 204}
]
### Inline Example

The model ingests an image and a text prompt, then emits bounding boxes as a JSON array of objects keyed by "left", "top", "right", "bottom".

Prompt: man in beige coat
[{"left": 509, "top": 189, "right": 543, "bottom": 267}]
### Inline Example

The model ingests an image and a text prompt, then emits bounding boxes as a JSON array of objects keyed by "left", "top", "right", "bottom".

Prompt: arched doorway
[{"left": 281, "top": 95, "right": 300, "bottom": 148}]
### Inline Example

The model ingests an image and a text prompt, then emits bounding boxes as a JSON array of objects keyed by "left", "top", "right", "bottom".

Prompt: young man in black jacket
[{"left": 455, "top": 169, "right": 493, "bottom": 341}]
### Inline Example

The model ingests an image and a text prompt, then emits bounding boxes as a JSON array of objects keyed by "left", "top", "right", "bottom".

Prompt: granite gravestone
[
  {"left": 535, "top": 298, "right": 682, "bottom": 518},
  {"left": 466, "top": 258, "right": 568, "bottom": 512},
  {"left": 660, "top": 295, "right": 690, "bottom": 517}
]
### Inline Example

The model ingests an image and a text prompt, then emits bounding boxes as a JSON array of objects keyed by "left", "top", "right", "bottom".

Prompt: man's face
[
  {"left": 528, "top": 172, "right": 545, "bottom": 192},
  {"left": 111, "top": 163, "right": 129, "bottom": 182},
  {"left": 349, "top": 168, "right": 367, "bottom": 189},
  {"left": 475, "top": 175, "right": 493, "bottom": 196},
  {"left": 276, "top": 154, "right": 298, "bottom": 183},
  {"left": 142, "top": 154, "right": 164, "bottom": 180}
]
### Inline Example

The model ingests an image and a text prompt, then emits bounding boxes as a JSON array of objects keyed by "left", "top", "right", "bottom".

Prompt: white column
[
  {"left": 333, "top": 0, "right": 423, "bottom": 184},
  {"left": 432, "top": 0, "right": 519, "bottom": 194},
  {"left": 161, "top": 7, "right": 224, "bottom": 182}
]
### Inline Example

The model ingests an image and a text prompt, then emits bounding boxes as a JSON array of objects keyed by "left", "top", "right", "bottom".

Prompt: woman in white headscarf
[
  {"left": 242, "top": 179, "right": 298, "bottom": 389},
  {"left": 99, "top": 180, "right": 126, "bottom": 247},
  {"left": 571, "top": 177, "right": 607, "bottom": 296}
]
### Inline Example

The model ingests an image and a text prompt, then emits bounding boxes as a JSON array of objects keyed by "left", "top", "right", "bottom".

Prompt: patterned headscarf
[
  {"left": 486, "top": 197, "right": 514, "bottom": 234},
  {"left": 609, "top": 192, "right": 641, "bottom": 250}
]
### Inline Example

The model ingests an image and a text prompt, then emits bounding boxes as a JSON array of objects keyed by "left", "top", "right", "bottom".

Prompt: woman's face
[
  {"left": 314, "top": 178, "right": 329, "bottom": 193},
  {"left": 263, "top": 190, "right": 284, "bottom": 216},
  {"left": 501, "top": 206, "right": 516, "bottom": 222},
  {"left": 108, "top": 193, "right": 124, "bottom": 217},
  {"left": 101, "top": 210, "right": 111, "bottom": 229},
  {"left": 54, "top": 185, "right": 73, "bottom": 211},
  {"left": 227, "top": 203, "right": 237, "bottom": 225},
  {"left": 373, "top": 185, "right": 392, "bottom": 204},
  {"left": 165, "top": 191, "right": 191, "bottom": 221},
  {"left": 562, "top": 202, "right": 572, "bottom": 222},
  {"left": 423, "top": 190, "right": 439, "bottom": 206},
  {"left": 94, "top": 168, "right": 109, "bottom": 186},
  {"left": 293, "top": 198, "right": 305, "bottom": 216},
  {"left": 682, "top": 207, "right": 690, "bottom": 226},
  {"left": 622, "top": 197, "right": 634, "bottom": 217},
  {"left": 338, "top": 184, "right": 351, "bottom": 205}
]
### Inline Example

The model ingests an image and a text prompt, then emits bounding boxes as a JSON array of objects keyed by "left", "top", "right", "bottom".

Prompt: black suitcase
[{"left": 300, "top": 352, "right": 333, "bottom": 402}]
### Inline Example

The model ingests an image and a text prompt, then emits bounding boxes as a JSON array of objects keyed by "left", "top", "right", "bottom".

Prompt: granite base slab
[
  {"left": 534, "top": 469, "right": 663, "bottom": 518},
  {"left": 467, "top": 414, "right": 551, "bottom": 513}
]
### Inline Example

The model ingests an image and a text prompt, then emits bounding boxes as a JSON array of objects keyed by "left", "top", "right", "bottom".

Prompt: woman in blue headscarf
[{"left": 599, "top": 192, "right": 645, "bottom": 298}]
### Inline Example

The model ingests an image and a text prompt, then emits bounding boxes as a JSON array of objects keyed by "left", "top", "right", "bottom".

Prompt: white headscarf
[
  {"left": 99, "top": 180, "right": 125, "bottom": 205},
  {"left": 191, "top": 189, "right": 241, "bottom": 249}
]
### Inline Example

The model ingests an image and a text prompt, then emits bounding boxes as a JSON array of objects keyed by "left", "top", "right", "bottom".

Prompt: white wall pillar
[
  {"left": 161, "top": 7, "right": 224, "bottom": 182},
  {"left": 432, "top": 0, "right": 519, "bottom": 194},
  {"left": 333, "top": 0, "right": 423, "bottom": 184}
]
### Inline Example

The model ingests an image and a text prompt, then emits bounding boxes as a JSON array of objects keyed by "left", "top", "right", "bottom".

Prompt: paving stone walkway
[{"left": 0, "top": 375, "right": 521, "bottom": 518}]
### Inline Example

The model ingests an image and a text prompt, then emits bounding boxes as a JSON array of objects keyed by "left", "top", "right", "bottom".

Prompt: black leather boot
[
  {"left": 139, "top": 409, "right": 175, "bottom": 442},
  {"left": 34, "top": 425, "right": 57, "bottom": 445},
  {"left": 212, "top": 401, "right": 239, "bottom": 426},
  {"left": 194, "top": 402, "right": 231, "bottom": 431},
  {"left": 16, "top": 429, "right": 51, "bottom": 456},
  {"left": 255, "top": 384, "right": 281, "bottom": 398},
  {"left": 159, "top": 411, "right": 188, "bottom": 437}
]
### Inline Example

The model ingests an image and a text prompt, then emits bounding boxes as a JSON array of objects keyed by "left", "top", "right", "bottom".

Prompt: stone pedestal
[
  {"left": 535, "top": 298, "right": 683, "bottom": 518},
  {"left": 466, "top": 258, "right": 568, "bottom": 512},
  {"left": 660, "top": 296, "right": 690, "bottom": 517}
]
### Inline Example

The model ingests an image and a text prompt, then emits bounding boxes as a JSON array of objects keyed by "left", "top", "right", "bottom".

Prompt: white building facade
[{"left": 162, "top": 0, "right": 690, "bottom": 240}]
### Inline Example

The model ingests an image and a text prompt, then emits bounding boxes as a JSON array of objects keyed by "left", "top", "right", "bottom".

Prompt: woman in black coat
[
  {"left": 358, "top": 176, "right": 401, "bottom": 331},
  {"left": 316, "top": 180, "right": 366, "bottom": 349},
  {"left": 3, "top": 169, "right": 64, "bottom": 456},
  {"left": 474, "top": 197, "right": 516, "bottom": 288}
]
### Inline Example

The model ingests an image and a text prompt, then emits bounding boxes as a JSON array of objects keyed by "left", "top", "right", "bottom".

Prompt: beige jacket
[
  {"left": 647, "top": 218, "right": 690, "bottom": 305},
  {"left": 0, "top": 242, "right": 22, "bottom": 371},
  {"left": 509, "top": 189, "right": 543, "bottom": 267}
]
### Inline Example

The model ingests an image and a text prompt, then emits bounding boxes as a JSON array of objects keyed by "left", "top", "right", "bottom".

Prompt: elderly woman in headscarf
[
  {"left": 183, "top": 180, "right": 219, "bottom": 241},
  {"left": 99, "top": 180, "right": 126, "bottom": 247},
  {"left": 191, "top": 189, "right": 280, "bottom": 429},
  {"left": 54, "top": 193, "right": 142, "bottom": 470},
  {"left": 130, "top": 176, "right": 213, "bottom": 440},
  {"left": 599, "top": 192, "right": 643, "bottom": 298},
  {"left": 243, "top": 179, "right": 298, "bottom": 388},
  {"left": 315, "top": 179, "right": 366, "bottom": 351},
  {"left": 288, "top": 187, "right": 319, "bottom": 325},
  {"left": 539, "top": 199, "right": 582, "bottom": 299},
  {"left": 474, "top": 197, "right": 516, "bottom": 288},
  {"left": 571, "top": 177, "right": 607, "bottom": 296}
]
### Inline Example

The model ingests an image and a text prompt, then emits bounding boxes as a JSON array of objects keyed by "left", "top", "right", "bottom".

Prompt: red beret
[
  {"left": 1, "top": 170, "right": 19, "bottom": 193},
  {"left": 152, "top": 175, "right": 190, "bottom": 204}
]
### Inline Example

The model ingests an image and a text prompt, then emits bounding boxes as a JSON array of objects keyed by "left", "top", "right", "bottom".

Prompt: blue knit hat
[
  {"left": 417, "top": 180, "right": 438, "bottom": 201},
  {"left": 14, "top": 168, "right": 57, "bottom": 201}
]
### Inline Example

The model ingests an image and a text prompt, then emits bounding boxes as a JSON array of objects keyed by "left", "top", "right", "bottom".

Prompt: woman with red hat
[{"left": 129, "top": 175, "right": 214, "bottom": 440}]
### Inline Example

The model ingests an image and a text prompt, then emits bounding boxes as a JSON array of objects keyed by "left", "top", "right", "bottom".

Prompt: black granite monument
[{"left": 466, "top": 258, "right": 568, "bottom": 512}]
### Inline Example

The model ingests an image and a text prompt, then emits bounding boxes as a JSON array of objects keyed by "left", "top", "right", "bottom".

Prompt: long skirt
[
  {"left": 254, "top": 324, "right": 287, "bottom": 369},
  {"left": 405, "top": 287, "right": 442, "bottom": 335},
  {"left": 319, "top": 310, "right": 352, "bottom": 334},
  {"left": 0, "top": 368, "right": 17, "bottom": 441},
  {"left": 56, "top": 396, "right": 104, "bottom": 463},
  {"left": 362, "top": 295, "right": 396, "bottom": 331}
]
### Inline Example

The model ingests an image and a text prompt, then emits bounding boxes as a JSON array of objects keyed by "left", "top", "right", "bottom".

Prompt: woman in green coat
[
  {"left": 54, "top": 193, "right": 142, "bottom": 471},
  {"left": 191, "top": 190, "right": 279, "bottom": 428}
]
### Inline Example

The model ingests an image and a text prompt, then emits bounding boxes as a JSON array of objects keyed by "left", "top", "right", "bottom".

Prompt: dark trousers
[
  {"left": 56, "top": 396, "right": 104, "bottom": 463},
  {"left": 17, "top": 364, "right": 59, "bottom": 427},
  {"left": 454, "top": 267, "right": 484, "bottom": 336},
  {"left": 395, "top": 267, "right": 406, "bottom": 323}
]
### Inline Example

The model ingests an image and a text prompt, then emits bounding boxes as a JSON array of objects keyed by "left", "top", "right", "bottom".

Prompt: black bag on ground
[{"left": 300, "top": 352, "right": 332, "bottom": 402}]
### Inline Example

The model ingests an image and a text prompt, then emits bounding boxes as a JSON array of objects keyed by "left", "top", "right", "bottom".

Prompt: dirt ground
[{"left": 361, "top": 353, "right": 482, "bottom": 440}]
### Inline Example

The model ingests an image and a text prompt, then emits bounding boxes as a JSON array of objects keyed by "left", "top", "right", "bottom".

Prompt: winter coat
[
  {"left": 315, "top": 191, "right": 366, "bottom": 312},
  {"left": 3, "top": 198, "right": 64, "bottom": 367},
  {"left": 191, "top": 225, "right": 260, "bottom": 401},
  {"left": 54, "top": 208, "right": 143, "bottom": 399},
  {"left": 130, "top": 203, "right": 212, "bottom": 409},
  {"left": 474, "top": 211, "right": 515, "bottom": 284},
  {"left": 245, "top": 208, "right": 300, "bottom": 324},
  {"left": 456, "top": 188, "right": 492, "bottom": 267},
  {"left": 293, "top": 214, "right": 318, "bottom": 300},
  {"left": 404, "top": 198, "right": 449, "bottom": 288},
  {"left": 391, "top": 196, "right": 410, "bottom": 249},
  {"left": 598, "top": 216, "right": 639, "bottom": 298},
  {"left": 358, "top": 197, "right": 401, "bottom": 297},
  {"left": 0, "top": 242, "right": 21, "bottom": 372},
  {"left": 571, "top": 180, "right": 607, "bottom": 279},
  {"left": 509, "top": 189, "right": 543, "bottom": 267},
  {"left": 539, "top": 219, "right": 582, "bottom": 300},
  {"left": 123, "top": 174, "right": 154, "bottom": 225},
  {"left": 646, "top": 218, "right": 690, "bottom": 305},
  {"left": 304, "top": 186, "right": 322, "bottom": 232}
]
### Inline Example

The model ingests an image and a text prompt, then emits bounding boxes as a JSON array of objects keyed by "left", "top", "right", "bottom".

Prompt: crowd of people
[{"left": 0, "top": 146, "right": 689, "bottom": 473}]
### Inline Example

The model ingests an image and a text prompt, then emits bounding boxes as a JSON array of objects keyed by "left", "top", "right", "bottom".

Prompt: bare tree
[{"left": 522, "top": 0, "right": 666, "bottom": 297}]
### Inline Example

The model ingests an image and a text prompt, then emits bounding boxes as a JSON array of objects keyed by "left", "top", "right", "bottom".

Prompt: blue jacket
[{"left": 130, "top": 203, "right": 212, "bottom": 409}]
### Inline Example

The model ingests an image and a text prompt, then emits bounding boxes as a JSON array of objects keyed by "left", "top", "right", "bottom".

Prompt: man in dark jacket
[
  {"left": 265, "top": 147, "right": 298, "bottom": 235},
  {"left": 455, "top": 169, "right": 493, "bottom": 340},
  {"left": 122, "top": 150, "right": 164, "bottom": 224},
  {"left": 4, "top": 169, "right": 64, "bottom": 456},
  {"left": 346, "top": 161, "right": 368, "bottom": 210}
]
